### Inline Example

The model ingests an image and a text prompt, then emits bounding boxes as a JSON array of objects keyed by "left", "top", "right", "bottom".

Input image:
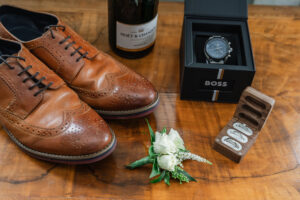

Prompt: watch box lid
[
  {"left": 184, "top": 0, "right": 248, "bottom": 19},
  {"left": 233, "top": 87, "right": 275, "bottom": 131}
]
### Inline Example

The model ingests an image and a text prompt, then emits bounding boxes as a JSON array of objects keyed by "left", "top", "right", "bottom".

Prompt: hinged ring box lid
[{"left": 184, "top": 0, "right": 248, "bottom": 19}]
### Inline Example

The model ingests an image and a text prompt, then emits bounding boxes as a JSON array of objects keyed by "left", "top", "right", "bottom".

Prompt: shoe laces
[
  {"left": 44, "top": 25, "right": 89, "bottom": 62},
  {"left": 0, "top": 55, "right": 53, "bottom": 96}
]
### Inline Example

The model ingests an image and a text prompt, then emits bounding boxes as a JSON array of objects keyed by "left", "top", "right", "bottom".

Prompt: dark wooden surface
[{"left": 0, "top": 0, "right": 299, "bottom": 199}]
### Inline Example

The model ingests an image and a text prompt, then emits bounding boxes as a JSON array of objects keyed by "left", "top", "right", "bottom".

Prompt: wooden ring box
[{"left": 213, "top": 87, "right": 275, "bottom": 163}]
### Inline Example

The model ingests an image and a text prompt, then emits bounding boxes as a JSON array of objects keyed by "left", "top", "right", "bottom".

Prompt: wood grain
[{"left": 0, "top": 0, "right": 299, "bottom": 199}]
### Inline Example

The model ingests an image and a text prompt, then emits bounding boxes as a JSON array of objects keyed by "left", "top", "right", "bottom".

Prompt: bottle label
[{"left": 116, "top": 14, "right": 158, "bottom": 52}]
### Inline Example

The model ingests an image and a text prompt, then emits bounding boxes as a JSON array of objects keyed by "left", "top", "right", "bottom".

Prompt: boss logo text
[{"left": 204, "top": 81, "right": 228, "bottom": 87}]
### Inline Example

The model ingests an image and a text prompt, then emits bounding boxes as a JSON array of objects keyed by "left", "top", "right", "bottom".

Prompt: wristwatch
[{"left": 204, "top": 36, "right": 233, "bottom": 64}]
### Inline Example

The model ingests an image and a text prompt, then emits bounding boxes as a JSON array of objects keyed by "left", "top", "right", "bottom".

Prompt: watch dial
[{"left": 205, "top": 37, "right": 229, "bottom": 60}]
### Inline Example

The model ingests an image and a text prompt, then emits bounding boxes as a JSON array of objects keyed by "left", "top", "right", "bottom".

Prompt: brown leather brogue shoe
[
  {"left": 0, "top": 5, "right": 159, "bottom": 119},
  {"left": 0, "top": 38, "right": 116, "bottom": 164}
]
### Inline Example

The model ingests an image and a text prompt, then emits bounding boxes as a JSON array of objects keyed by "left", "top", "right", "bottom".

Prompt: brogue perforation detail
[{"left": 0, "top": 109, "right": 71, "bottom": 137}]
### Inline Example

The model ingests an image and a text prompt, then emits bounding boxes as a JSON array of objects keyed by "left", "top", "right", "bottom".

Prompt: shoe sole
[
  {"left": 95, "top": 93, "right": 160, "bottom": 119},
  {"left": 2, "top": 126, "right": 117, "bottom": 164}
]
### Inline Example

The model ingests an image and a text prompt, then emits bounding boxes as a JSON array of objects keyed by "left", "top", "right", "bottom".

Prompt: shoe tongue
[
  {"left": 56, "top": 22, "right": 99, "bottom": 59},
  {"left": 16, "top": 46, "right": 64, "bottom": 90}
]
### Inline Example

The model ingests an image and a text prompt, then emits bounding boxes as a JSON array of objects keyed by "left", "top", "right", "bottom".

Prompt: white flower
[
  {"left": 153, "top": 129, "right": 185, "bottom": 154},
  {"left": 154, "top": 131, "right": 162, "bottom": 143},
  {"left": 157, "top": 154, "right": 178, "bottom": 172},
  {"left": 153, "top": 132, "right": 177, "bottom": 154},
  {"left": 168, "top": 128, "right": 185, "bottom": 150}
]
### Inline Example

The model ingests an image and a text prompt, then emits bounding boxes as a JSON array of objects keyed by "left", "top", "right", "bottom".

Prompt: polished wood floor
[{"left": 0, "top": 0, "right": 299, "bottom": 199}]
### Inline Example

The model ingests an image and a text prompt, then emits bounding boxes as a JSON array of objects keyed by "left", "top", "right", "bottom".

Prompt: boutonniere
[{"left": 127, "top": 120, "right": 212, "bottom": 185}]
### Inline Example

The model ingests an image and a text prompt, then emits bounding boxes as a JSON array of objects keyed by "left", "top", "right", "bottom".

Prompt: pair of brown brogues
[{"left": 0, "top": 5, "right": 159, "bottom": 164}]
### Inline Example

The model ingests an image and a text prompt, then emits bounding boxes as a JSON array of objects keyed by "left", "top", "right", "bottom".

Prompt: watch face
[{"left": 205, "top": 37, "right": 230, "bottom": 60}]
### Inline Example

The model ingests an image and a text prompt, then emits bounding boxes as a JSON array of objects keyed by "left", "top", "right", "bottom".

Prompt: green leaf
[
  {"left": 171, "top": 168, "right": 189, "bottom": 183},
  {"left": 164, "top": 171, "right": 170, "bottom": 186},
  {"left": 145, "top": 119, "right": 155, "bottom": 145},
  {"left": 150, "top": 170, "right": 166, "bottom": 183},
  {"left": 149, "top": 158, "right": 160, "bottom": 178},
  {"left": 148, "top": 145, "right": 155, "bottom": 158},
  {"left": 178, "top": 169, "right": 197, "bottom": 182},
  {"left": 126, "top": 156, "right": 152, "bottom": 169},
  {"left": 161, "top": 127, "right": 167, "bottom": 134}
]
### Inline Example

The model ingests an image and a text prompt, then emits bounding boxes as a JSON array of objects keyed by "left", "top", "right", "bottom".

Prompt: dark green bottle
[{"left": 108, "top": 0, "right": 159, "bottom": 59}]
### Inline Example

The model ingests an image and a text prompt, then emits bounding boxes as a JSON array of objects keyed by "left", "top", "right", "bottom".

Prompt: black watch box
[{"left": 180, "top": 0, "right": 255, "bottom": 103}]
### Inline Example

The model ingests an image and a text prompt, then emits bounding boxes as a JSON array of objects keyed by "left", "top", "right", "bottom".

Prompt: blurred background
[{"left": 162, "top": 0, "right": 300, "bottom": 6}]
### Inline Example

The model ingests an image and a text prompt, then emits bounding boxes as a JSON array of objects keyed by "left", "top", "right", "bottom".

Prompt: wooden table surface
[{"left": 0, "top": 0, "right": 300, "bottom": 199}]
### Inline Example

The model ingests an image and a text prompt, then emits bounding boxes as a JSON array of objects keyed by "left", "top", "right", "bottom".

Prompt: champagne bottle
[{"left": 108, "top": 0, "right": 159, "bottom": 59}]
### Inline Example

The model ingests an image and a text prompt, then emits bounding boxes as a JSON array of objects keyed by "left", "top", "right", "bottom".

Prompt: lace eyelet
[{"left": 64, "top": 47, "right": 68, "bottom": 50}]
